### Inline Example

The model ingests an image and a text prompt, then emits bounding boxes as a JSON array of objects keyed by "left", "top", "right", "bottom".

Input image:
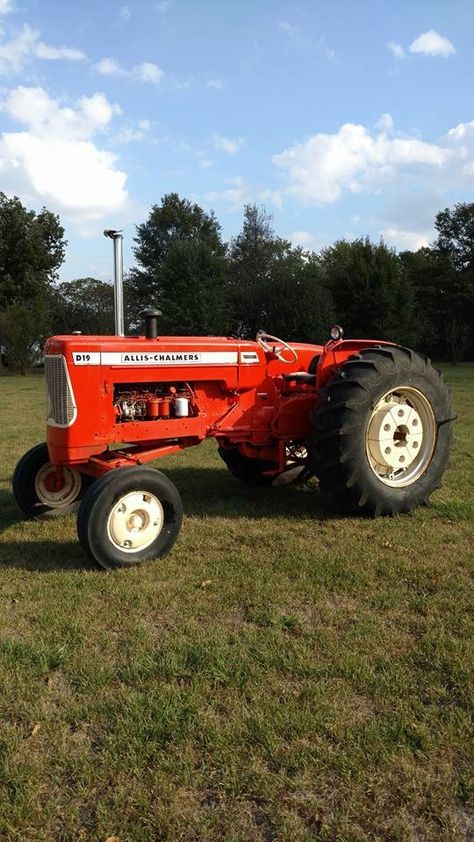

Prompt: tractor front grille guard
[{"left": 44, "top": 355, "right": 77, "bottom": 428}]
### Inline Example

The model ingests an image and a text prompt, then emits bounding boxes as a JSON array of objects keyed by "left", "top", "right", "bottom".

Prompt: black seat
[{"left": 282, "top": 371, "right": 315, "bottom": 383}]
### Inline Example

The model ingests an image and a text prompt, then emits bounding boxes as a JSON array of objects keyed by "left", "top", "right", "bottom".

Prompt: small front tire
[
  {"left": 12, "top": 443, "right": 92, "bottom": 519},
  {"left": 77, "top": 467, "right": 183, "bottom": 569}
]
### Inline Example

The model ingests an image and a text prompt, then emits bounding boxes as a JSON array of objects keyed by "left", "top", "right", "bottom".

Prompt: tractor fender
[{"left": 316, "top": 338, "right": 397, "bottom": 388}]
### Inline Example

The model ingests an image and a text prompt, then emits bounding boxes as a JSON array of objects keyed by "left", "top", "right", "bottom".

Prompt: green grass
[{"left": 0, "top": 365, "right": 473, "bottom": 841}]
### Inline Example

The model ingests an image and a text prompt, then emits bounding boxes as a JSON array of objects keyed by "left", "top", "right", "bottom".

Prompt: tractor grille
[{"left": 44, "top": 355, "right": 77, "bottom": 427}]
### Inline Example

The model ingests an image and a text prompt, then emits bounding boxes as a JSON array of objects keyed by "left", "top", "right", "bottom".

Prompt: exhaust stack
[{"left": 104, "top": 229, "right": 124, "bottom": 336}]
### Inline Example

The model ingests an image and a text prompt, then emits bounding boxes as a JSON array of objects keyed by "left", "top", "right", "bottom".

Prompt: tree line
[{"left": 0, "top": 191, "right": 473, "bottom": 372}]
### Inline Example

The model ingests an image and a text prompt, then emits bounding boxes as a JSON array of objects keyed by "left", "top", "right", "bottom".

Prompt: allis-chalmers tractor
[{"left": 12, "top": 236, "right": 453, "bottom": 570}]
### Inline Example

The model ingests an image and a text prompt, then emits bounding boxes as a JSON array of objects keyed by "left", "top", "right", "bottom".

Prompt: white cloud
[
  {"left": 0, "top": 0, "right": 14, "bottom": 14},
  {"left": 206, "top": 78, "right": 224, "bottom": 90},
  {"left": 94, "top": 56, "right": 125, "bottom": 76},
  {"left": 119, "top": 5, "right": 130, "bottom": 20},
  {"left": 94, "top": 56, "right": 163, "bottom": 84},
  {"left": 388, "top": 41, "right": 405, "bottom": 59},
  {"left": 34, "top": 42, "right": 85, "bottom": 61},
  {"left": 409, "top": 30, "right": 455, "bottom": 57},
  {"left": 273, "top": 118, "right": 451, "bottom": 204},
  {"left": 134, "top": 62, "right": 163, "bottom": 83},
  {"left": 114, "top": 119, "right": 151, "bottom": 144},
  {"left": 375, "top": 113, "right": 394, "bottom": 133},
  {"left": 0, "top": 23, "right": 37, "bottom": 73},
  {"left": 289, "top": 230, "right": 314, "bottom": 248},
  {"left": 381, "top": 228, "right": 430, "bottom": 251},
  {"left": 446, "top": 119, "right": 474, "bottom": 141},
  {"left": 0, "top": 24, "right": 86, "bottom": 74},
  {"left": 0, "top": 86, "right": 128, "bottom": 219},
  {"left": 213, "top": 133, "right": 245, "bottom": 154},
  {"left": 154, "top": 0, "right": 171, "bottom": 11}
]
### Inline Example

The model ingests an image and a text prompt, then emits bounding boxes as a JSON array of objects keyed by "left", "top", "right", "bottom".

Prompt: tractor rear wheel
[
  {"left": 217, "top": 447, "right": 277, "bottom": 486},
  {"left": 77, "top": 467, "right": 183, "bottom": 569},
  {"left": 12, "top": 443, "right": 92, "bottom": 519},
  {"left": 309, "top": 346, "right": 453, "bottom": 516}
]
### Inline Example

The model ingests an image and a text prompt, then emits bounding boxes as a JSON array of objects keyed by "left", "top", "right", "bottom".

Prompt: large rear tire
[
  {"left": 77, "top": 467, "right": 183, "bottom": 569},
  {"left": 309, "top": 347, "right": 454, "bottom": 516},
  {"left": 12, "top": 443, "right": 92, "bottom": 519}
]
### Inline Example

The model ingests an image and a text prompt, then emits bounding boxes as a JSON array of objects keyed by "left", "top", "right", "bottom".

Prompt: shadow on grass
[
  {"left": 0, "top": 538, "right": 97, "bottom": 572},
  {"left": 162, "top": 465, "right": 336, "bottom": 521},
  {"left": 0, "top": 490, "right": 97, "bottom": 572},
  {"left": 0, "top": 467, "right": 338, "bottom": 573}
]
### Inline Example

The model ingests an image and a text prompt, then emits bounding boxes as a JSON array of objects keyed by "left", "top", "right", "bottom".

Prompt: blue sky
[{"left": 0, "top": 0, "right": 473, "bottom": 280}]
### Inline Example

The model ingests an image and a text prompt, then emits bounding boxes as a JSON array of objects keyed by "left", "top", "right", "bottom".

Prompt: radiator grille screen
[{"left": 44, "top": 355, "right": 76, "bottom": 427}]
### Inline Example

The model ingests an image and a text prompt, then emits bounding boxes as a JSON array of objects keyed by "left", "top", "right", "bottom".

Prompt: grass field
[{"left": 0, "top": 366, "right": 472, "bottom": 841}]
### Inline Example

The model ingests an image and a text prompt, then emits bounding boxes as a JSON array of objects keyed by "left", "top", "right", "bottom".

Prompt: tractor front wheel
[
  {"left": 77, "top": 467, "right": 183, "bottom": 569},
  {"left": 309, "top": 346, "right": 453, "bottom": 516},
  {"left": 12, "top": 443, "right": 92, "bottom": 519}
]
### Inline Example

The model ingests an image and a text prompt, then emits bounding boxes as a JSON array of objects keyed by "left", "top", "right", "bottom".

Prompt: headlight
[{"left": 330, "top": 324, "right": 344, "bottom": 341}]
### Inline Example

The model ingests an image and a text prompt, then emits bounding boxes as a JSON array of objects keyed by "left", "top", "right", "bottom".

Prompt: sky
[{"left": 0, "top": 0, "right": 473, "bottom": 281}]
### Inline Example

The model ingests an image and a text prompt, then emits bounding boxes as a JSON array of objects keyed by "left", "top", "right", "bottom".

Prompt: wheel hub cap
[
  {"left": 35, "top": 464, "right": 82, "bottom": 507},
  {"left": 367, "top": 401, "right": 422, "bottom": 470},
  {"left": 107, "top": 492, "right": 164, "bottom": 552},
  {"left": 365, "top": 387, "right": 436, "bottom": 487}
]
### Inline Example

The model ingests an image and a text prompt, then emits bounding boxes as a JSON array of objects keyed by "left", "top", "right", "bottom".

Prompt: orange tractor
[{"left": 12, "top": 233, "right": 454, "bottom": 569}]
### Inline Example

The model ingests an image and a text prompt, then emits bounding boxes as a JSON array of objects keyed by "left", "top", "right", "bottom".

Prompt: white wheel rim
[
  {"left": 35, "top": 463, "right": 82, "bottom": 508},
  {"left": 107, "top": 491, "right": 164, "bottom": 553},
  {"left": 365, "top": 386, "right": 437, "bottom": 487}
]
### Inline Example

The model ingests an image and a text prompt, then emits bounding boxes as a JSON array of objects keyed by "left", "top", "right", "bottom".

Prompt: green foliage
[
  {"left": 51, "top": 278, "right": 115, "bottom": 335},
  {"left": 1, "top": 191, "right": 473, "bottom": 362},
  {"left": 0, "top": 193, "right": 65, "bottom": 309},
  {"left": 0, "top": 298, "right": 51, "bottom": 373},
  {"left": 320, "top": 237, "right": 417, "bottom": 346},
  {"left": 229, "top": 204, "right": 333, "bottom": 342},
  {"left": 400, "top": 203, "right": 474, "bottom": 361},
  {"left": 128, "top": 193, "right": 227, "bottom": 333}
]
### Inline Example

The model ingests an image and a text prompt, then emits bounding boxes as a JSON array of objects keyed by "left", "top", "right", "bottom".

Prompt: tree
[
  {"left": 228, "top": 204, "right": 334, "bottom": 342},
  {"left": 0, "top": 193, "right": 65, "bottom": 309},
  {"left": 51, "top": 278, "right": 115, "bottom": 335},
  {"left": 128, "top": 193, "right": 229, "bottom": 333},
  {"left": 320, "top": 238, "right": 417, "bottom": 346},
  {"left": 432, "top": 203, "right": 474, "bottom": 359},
  {"left": 434, "top": 202, "right": 474, "bottom": 271},
  {"left": 0, "top": 193, "right": 65, "bottom": 371},
  {"left": 0, "top": 298, "right": 51, "bottom": 374}
]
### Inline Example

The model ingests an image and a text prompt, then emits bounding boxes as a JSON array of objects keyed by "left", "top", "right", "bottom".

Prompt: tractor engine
[{"left": 114, "top": 383, "right": 195, "bottom": 421}]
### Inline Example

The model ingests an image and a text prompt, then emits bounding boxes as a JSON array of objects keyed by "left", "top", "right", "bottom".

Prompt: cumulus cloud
[
  {"left": 273, "top": 118, "right": 451, "bottom": 204},
  {"left": 381, "top": 228, "right": 430, "bottom": 251},
  {"left": 0, "top": 86, "right": 128, "bottom": 220},
  {"left": 0, "top": 24, "right": 85, "bottom": 74},
  {"left": 409, "top": 30, "right": 455, "bottom": 57},
  {"left": 94, "top": 56, "right": 163, "bottom": 84},
  {"left": 213, "top": 133, "right": 245, "bottom": 154}
]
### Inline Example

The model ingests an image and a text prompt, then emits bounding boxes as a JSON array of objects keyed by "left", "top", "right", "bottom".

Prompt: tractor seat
[{"left": 282, "top": 371, "right": 315, "bottom": 384}]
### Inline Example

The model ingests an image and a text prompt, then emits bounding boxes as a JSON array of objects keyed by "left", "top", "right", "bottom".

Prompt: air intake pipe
[
  {"left": 103, "top": 229, "right": 124, "bottom": 336},
  {"left": 142, "top": 308, "right": 162, "bottom": 339}
]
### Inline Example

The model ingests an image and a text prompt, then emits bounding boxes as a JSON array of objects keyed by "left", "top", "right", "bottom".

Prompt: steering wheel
[{"left": 256, "top": 331, "right": 298, "bottom": 364}]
